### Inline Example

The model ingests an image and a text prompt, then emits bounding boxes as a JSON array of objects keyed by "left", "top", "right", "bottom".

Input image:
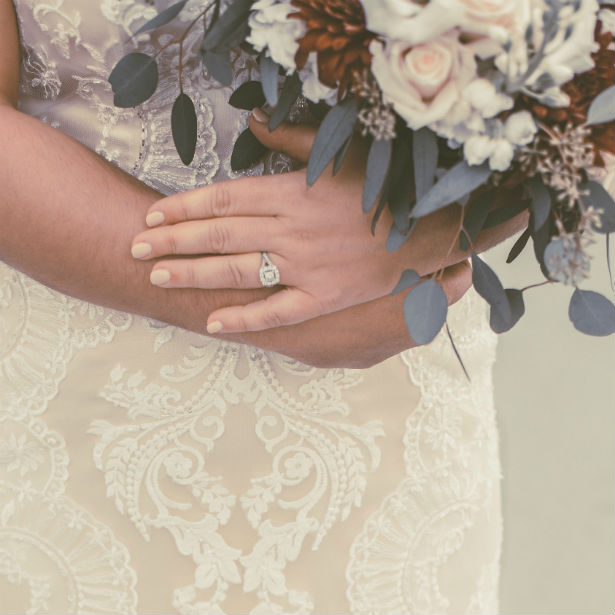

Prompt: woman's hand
[{"left": 132, "top": 111, "right": 429, "bottom": 334}]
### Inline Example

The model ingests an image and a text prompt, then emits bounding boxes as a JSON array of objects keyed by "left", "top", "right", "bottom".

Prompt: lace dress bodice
[{"left": 1, "top": 2, "right": 503, "bottom": 613}]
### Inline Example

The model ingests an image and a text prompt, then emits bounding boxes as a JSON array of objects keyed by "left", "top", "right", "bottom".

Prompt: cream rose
[
  {"left": 370, "top": 32, "right": 478, "bottom": 130},
  {"left": 363, "top": 0, "right": 529, "bottom": 46}
]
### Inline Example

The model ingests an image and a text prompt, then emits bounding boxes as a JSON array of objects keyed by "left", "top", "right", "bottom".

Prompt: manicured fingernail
[
  {"left": 150, "top": 269, "right": 171, "bottom": 286},
  {"left": 251, "top": 107, "right": 269, "bottom": 123},
  {"left": 207, "top": 321, "right": 224, "bottom": 334},
  {"left": 131, "top": 242, "right": 152, "bottom": 258},
  {"left": 146, "top": 211, "right": 165, "bottom": 227}
]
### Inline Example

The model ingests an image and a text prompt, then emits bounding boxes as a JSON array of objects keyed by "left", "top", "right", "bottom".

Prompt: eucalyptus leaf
[
  {"left": 370, "top": 186, "right": 389, "bottom": 234},
  {"left": 332, "top": 136, "right": 352, "bottom": 176},
  {"left": 403, "top": 279, "right": 448, "bottom": 345},
  {"left": 490, "top": 289, "right": 525, "bottom": 333},
  {"left": 531, "top": 212, "right": 553, "bottom": 279},
  {"left": 229, "top": 80, "right": 266, "bottom": 110},
  {"left": 202, "top": 0, "right": 252, "bottom": 50},
  {"left": 506, "top": 227, "right": 532, "bottom": 263},
  {"left": 363, "top": 139, "right": 392, "bottom": 212},
  {"left": 569, "top": 288, "right": 615, "bottom": 336},
  {"left": 483, "top": 200, "right": 529, "bottom": 229},
  {"left": 230, "top": 128, "right": 267, "bottom": 171},
  {"left": 471, "top": 252, "right": 512, "bottom": 326},
  {"left": 460, "top": 190, "right": 494, "bottom": 250},
  {"left": 259, "top": 55, "right": 280, "bottom": 107},
  {"left": 269, "top": 72, "right": 302, "bottom": 131},
  {"left": 525, "top": 176, "right": 551, "bottom": 231},
  {"left": 387, "top": 137, "right": 414, "bottom": 232},
  {"left": 580, "top": 180, "right": 615, "bottom": 234},
  {"left": 392, "top": 269, "right": 421, "bottom": 295},
  {"left": 413, "top": 161, "right": 491, "bottom": 218},
  {"left": 306, "top": 96, "right": 358, "bottom": 186},
  {"left": 413, "top": 128, "right": 438, "bottom": 200},
  {"left": 171, "top": 93, "right": 197, "bottom": 165},
  {"left": 204, "top": 49, "right": 233, "bottom": 86},
  {"left": 586, "top": 85, "right": 615, "bottom": 125},
  {"left": 134, "top": 0, "right": 188, "bottom": 35},
  {"left": 608, "top": 234, "right": 614, "bottom": 290},
  {"left": 109, "top": 52, "right": 158, "bottom": 108},
  {"left": 386, "top": 219, "right": 416, "bottom": 252}
]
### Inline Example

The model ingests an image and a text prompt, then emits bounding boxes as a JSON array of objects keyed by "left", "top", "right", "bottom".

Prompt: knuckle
[
  {"left": 226, "top": 260, "right": 247, "bottom": 288},
  {"left": 208, "top": 223, "right": 229, "bottom": 252},
  {"left": 177, "top": 193, "right": 191, "bottom": 221},
  {"left": 185, "top": 263, "right": 198, "bottom": 287},
  {"left": 167, "top": 230, "right": 179, "bottom": 255},
  {"left": 210, "top": 184, "right": 232, "bottom": 218}
]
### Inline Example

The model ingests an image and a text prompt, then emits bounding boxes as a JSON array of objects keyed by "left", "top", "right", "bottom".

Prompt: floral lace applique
[{"left": 91, "top": 343, "right": 379, "bottom": 612}]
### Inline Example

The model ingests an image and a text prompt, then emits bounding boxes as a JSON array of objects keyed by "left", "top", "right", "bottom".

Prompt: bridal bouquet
[{"left": 109, "top": 0, "right": 615, "bottom": 346}]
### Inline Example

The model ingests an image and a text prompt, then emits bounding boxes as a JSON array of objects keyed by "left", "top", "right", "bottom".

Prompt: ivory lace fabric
[{"left": 1, "top": 1, "right": 503, "bottom": 613}]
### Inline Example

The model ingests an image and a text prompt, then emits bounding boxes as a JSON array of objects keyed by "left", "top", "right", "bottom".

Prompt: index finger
[{"left": 145, "top": 172, "right": 302, "bottom": 227}]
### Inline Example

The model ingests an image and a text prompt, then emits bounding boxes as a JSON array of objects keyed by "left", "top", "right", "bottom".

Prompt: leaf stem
[
  {"left": 434, "top": 203, "right": 465, "bottom": 282},
  {"left": 520, "top": 280, "right": 553, "bottom": 292}
]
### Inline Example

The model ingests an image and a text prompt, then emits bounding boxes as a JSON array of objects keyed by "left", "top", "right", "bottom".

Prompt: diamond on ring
[{"left": 259, "top": 252, "right": 280, "bottom": 287}]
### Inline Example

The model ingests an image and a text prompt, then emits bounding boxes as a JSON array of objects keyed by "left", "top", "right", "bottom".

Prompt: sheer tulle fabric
[{"left": 1, "top": 1, "right": 502, "bottom": 612}]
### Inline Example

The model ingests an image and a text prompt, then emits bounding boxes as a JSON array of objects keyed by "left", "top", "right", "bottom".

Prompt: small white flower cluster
[
  {"left": 247, "top": 0, "right": 600, "bottom": 173},
  {"left": 247, "top": 0, "right": 337, "bottom": 105}
]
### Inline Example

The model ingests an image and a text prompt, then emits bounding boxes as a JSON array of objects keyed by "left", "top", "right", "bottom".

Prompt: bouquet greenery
[{"left": 109, "top": 0, "right": 615, "bottom": 347}]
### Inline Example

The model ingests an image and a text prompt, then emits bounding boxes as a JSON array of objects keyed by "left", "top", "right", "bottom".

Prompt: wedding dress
[{"left": 0, "top": 1, "right": 503, "bottom": 613}]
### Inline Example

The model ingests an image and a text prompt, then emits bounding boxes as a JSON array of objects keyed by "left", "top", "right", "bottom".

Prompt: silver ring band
[{"left": 259, "top": 252, "right": 280, "bottom": 287}]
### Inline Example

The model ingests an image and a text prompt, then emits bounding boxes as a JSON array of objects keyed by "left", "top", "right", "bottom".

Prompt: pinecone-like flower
[{"left": 290, "top": 0, "right": 375, "bottom": 95}]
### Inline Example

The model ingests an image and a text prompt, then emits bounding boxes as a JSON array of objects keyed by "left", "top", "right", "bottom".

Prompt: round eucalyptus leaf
[
  {"left": 403, "top": 279, "right": 448, "bottom": 345},
  {"left": 490, "top": 289, "right": 525, "bottom": 333},
  {"left": 109, "top": 52, "right": 158, "bottom": 108},
  {"left": 544, "top": 237, "right": 566, "bottom": 280},
  {"left": 586, "top": 85, "right": 615, "bottom": 125},
  {"left": 171, "top": 93, "right": 197, "bottom": 166},
  {"left": 392, "top": 269, "right": 421, "bottom": 295},
  {"left": 569, "top": 288, "right": 615, "bottom": 336},
  {"left": 471, "top": 253, "right": 511, "bottom": 326}
]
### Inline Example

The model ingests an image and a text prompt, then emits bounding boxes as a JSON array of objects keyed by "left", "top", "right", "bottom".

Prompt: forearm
[{"left": 0, "top": 104, "right": 273, "bottom": 331}]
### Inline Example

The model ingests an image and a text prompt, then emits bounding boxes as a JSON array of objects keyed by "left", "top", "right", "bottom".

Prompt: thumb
[{"left": 249, "top": 107, "right": 317, "bottom": 163}]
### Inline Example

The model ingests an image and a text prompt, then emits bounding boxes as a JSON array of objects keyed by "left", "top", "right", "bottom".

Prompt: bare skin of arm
[{"left": 0, "top": 0, "right": 523, "bottom": 368}]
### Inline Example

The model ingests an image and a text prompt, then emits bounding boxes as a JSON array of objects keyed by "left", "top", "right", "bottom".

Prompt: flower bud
[{"left": 504, "top": 111, "right": 537, "bottom": 146}]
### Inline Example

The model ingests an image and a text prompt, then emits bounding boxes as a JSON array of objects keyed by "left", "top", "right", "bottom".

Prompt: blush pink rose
[{"left": 370, "top": 32, "right": 478, "bottom": 130}]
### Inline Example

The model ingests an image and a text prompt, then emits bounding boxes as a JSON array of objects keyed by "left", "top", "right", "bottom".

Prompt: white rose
[
  {"left": 247, "top": 0, "right": 303, "bottom": 72},
  {"left": 363, "top": 0, "right": 530, "bottom": 46},
  {"left": 504, "top": 111, "right": 537, "bottom": 145},
  {"left": 464, "top": 134, "right": 495, "bottom": 166},
  {"left": 464, "top": 78, "right": 514, "bottom": 118},
  {"left": 489, "top": 138, "right": 515, "bottom": 171},
  {"left": 370, "top": 32, "right": 478, "bottom": 130}
]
